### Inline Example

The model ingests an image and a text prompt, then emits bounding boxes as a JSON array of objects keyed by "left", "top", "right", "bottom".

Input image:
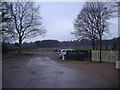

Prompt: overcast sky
[{"left": 26, "top": 2, "right": 118, "bottom": 42}]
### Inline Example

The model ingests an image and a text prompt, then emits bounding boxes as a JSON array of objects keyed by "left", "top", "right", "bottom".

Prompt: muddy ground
[{"left": 2, "top": 52, "right": 119, "bottom": 88}]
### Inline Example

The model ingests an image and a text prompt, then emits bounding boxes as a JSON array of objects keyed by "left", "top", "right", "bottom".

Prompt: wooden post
[{"left": 89, "top": 50, "right": 92, "bottom": 61}]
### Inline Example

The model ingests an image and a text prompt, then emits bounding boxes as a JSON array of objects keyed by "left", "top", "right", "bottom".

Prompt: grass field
[
  {"left": 2, "top": 50, "right": 18, "bottom": 58},
  {"left": 2, "top": 48, "right": 54, "bottom": 58},
  {"left": 2, "top": 46, "right": 113, "bottom": 58},
  {"left": 23, "top": 48, "right": 54, "bottom": 52},
  {"left": 28, "top": 47, "right": 93, "bottom": 52},
  {"left": 70, "top": 47, "right": 92, "bottom": 50}
]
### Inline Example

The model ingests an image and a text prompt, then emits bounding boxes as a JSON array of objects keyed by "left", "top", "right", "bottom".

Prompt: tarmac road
[{"left": 2, "top": 52, "right": 118, "bottom": 88}]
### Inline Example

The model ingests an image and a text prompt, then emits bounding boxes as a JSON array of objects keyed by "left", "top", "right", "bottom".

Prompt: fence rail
[{"left": 91, "top": 50, "right": 119, "bottom": 62}]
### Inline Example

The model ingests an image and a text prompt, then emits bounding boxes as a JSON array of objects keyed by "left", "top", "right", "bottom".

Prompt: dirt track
[{"left": 2, "top": 52, "right": 119, "bottom": 88}]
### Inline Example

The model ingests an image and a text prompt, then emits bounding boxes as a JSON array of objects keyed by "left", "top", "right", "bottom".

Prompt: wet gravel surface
[{"left": 2, "top": 52, "right": 119, "bottom": 88}]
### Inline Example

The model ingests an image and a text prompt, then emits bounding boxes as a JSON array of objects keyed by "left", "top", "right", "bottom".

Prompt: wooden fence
[{"left": 91, "top": 50, "right": 119, "bottom": 63}]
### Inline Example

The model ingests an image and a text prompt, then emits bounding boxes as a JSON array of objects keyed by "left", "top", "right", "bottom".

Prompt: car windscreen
[
  {"left": 58, "top": 50, "right": 61, "bottom": 52},
  {"left": 62, "top": 50, "right": 66, "bottom": 52}
]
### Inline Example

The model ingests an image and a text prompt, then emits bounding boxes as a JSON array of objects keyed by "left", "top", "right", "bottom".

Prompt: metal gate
[
  {"left": 66, "top": 50, "right": 90, "bottom": 60},
  {"left": 92, "top": 50, "right": 119, "bottom": 62}
]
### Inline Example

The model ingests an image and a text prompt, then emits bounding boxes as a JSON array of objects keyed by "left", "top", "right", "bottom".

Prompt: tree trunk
[
  {"left": 18, "top": 43, "right": 21, "bottom": 54},
  {"left": 99, "top": 35, "right": 102, "bottom": 63},
  {"left": 92, "top": 39, "right": 95, "bottom": 50},
  {"left": 18, "top": 37, "right": 22, "bottom": 54}
]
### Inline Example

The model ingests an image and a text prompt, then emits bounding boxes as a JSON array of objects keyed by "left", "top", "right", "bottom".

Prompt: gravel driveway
[{"left": 2, "top": 52, "right": 119, "bottom": 88}]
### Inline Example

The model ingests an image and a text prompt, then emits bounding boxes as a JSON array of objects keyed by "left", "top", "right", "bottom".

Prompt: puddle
[
  {"left": 27, "top": 57, "right": 57, "bottom": 67},
  {"left": 6, "top": 66, "right": 20, "bottom": 70}
]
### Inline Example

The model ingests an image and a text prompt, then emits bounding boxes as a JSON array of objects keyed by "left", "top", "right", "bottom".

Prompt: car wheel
[{"left": 60, "top": 57, "right": 62, "bottom": 59}]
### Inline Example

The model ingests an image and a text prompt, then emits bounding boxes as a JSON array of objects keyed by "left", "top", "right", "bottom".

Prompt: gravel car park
[{"left": 2, "top": 51, "right": 119, "bottom": 88}]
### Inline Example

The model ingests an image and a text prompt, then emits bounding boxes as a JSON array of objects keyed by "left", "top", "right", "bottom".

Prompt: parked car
[
  {"left": 57, "top": 49, "right": 75, "bottom": 59},
  {"left": 53, "top": 48, "right": 59, "bottom": 52}
]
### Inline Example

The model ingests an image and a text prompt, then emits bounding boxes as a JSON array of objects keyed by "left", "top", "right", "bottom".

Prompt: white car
[{"left": 57, "top": 49, "right": 75, "bottom": 59}]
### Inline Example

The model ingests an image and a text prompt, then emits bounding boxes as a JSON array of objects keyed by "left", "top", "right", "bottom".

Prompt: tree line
[
  {"left": 2, "top": 37, "right": 120, "bottom": 53},
  {"left": 1, "top": 1, "right": 120, "bottom": 56}
]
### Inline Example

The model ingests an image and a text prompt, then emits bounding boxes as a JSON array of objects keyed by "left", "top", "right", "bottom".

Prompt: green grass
[
  {"left": 2, "top": 50, "right": 18, "bottom": 58},
  {"left": 2, "top": 48, "right": 54, "bottom": 58},
  {"left": 70, "top": 47, "right": 92, "bottom": 50},
  {"left": 58, "top": 46, "right": 114, "bottom": 51},
  {"left": 2, "top": 46, "right": 114, "bottom": 58},
  {"left": 58, "top": 46, "right": 92, "bottom": 50},
  {"left": 23, "top": 48, "right": 54, "bottom": 52},
  {"left": 22, "top": 47, "right": 92, "bottom": 52}
]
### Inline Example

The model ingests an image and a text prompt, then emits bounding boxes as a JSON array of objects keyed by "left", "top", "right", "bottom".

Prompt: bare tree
[
  {"left": 3, "top": 2, "right": 46, "bottom": 53},
  {"left": 93, "top": 2, "right": 113, "bottom": 62},
  {"left": 72, "top": 2, "right": 113, "bottom": 62},
  {"left": 111, "top": 1, "right": 120, "bottom": 17},
  {"left": 72, "top": 2, "right": 99, "bottom": 50},
  {"left": 116, "top": 1, "right": 120, "bottom": 7},
  {"left": 0, "top": 1, "right": 2, "bottom": 43},
  {"left": 2, "top": 2, "right": 14, "bottom": 43}
]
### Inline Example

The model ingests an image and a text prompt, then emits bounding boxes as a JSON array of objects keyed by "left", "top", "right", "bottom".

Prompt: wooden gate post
[{"left": 89, "top": 50, "right": 92, "bottom": 61}]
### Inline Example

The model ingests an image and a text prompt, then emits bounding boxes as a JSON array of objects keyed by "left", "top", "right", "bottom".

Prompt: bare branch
[
  {"left": 72, "top": 2, "right": 113, "bottom": 50},
  {"left": 2, "top": 2, "right": 46, "bottom": 53}
]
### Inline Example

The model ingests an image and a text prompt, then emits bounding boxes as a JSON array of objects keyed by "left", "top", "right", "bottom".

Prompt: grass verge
[
  {"left": 2, "top": 50, "right": 18, "bottom": 58},
  {"left": 22, "top": 48, "right": 54, "bottom": 52}
]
